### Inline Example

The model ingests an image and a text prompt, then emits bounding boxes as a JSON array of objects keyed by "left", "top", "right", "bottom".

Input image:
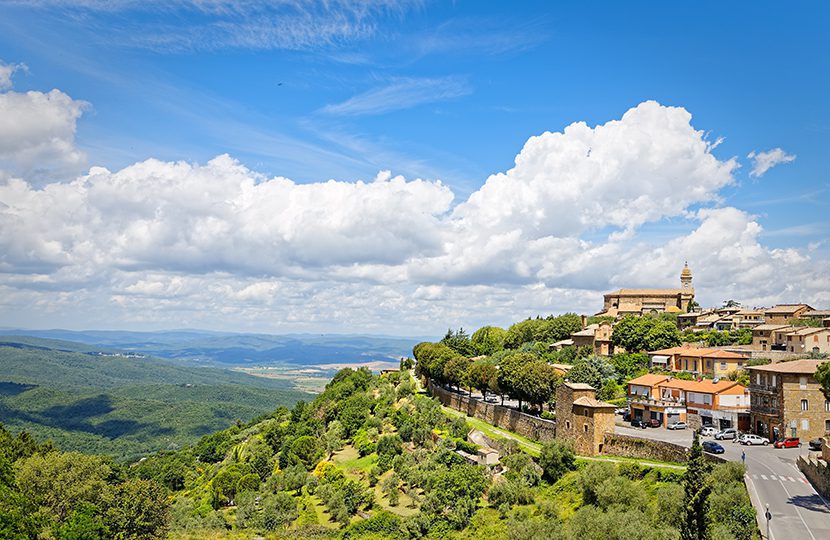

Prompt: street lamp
[{"left": 765, "top": 503, "right": 772, "bottom": 539}]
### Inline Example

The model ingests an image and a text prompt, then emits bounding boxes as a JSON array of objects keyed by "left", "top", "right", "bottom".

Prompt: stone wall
[
  {"left": 429, "top": 382, "right": 557, "bottom": 443},
  {"left": 602, "top": 432, "right": 690, "bottom": 463},
  {"left": 798, "top": 455, "right": 830, "bottom": 500}
]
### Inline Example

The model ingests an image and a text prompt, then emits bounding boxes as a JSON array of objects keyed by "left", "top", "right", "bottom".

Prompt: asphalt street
[{"left": 616, "top": 424, "right": 830, "bottom": 539}]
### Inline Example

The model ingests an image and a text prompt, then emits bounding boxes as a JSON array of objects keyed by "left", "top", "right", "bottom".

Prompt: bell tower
[{"left": 680, "top": 262, "right": 693, "bottom": 291}]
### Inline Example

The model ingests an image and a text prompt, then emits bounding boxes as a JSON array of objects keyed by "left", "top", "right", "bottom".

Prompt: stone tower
[{"left": 680, "top": 262, "right": 693, "bottom": 291}]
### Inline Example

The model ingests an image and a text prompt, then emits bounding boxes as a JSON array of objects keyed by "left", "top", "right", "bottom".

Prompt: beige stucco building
[{"left": 598, "top": 263, "right": 695, "bottom": 317}]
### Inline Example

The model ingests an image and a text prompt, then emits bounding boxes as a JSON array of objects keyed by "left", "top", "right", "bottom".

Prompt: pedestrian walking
[{"left": 741, "top": 450, "right": 746, "bottom": 464}]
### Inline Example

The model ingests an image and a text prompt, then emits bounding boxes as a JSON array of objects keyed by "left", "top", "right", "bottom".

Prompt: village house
[
  {"left": 555, "top": 382, "right": 616, "bottom": 455},
  {"left": 803, "top": 310, "right": 830, "bottom": 328},
  {"left": 764, "top": 304, "right": 814, "bottom": 325},
  {"left": 627, "top": 374, "right": 749, "bottom": 430},
  {"left": 597, "top": 263, "right": 695, "bottom": 317},
  {"left": 747, "top": 359, "right": 830, "bottom": 442},
  {"left": 784, "top": 327, "right": 830, "bottom": 355},
  {"left": 647, "top": 345, "right": 750, "bottom": 377},
  {"left": 751, "top": 324, "right": 798, "bottom": 351},
  {"left": 570, "top": 320, "right": 615, "bottom": 356}
]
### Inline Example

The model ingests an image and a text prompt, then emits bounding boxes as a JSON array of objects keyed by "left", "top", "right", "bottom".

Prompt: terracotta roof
[
  {"left": 604, "top": 288, "right": 687, "bottom": 296},
  {"left": 549, "top": 363, "right": 573, "bottom": 372},
  {"left": 628, "top": 374, "right": 672, "bottom": 387},
  {"left": 752, "top": 324, "right": 794, "bottom": 331},
  {"left": 572, "top": 324, "right": 599, "bottom": 336},
  {"left": 703, "top": 349, "right": 749, "bottom": 359},
  {"left": 572, "top": 396, "right": 617, "bottom": 408},
  {"left": 649, "top": 345, "right": 709, "bottom": 355},
  {"left": 564, "top": 382, "right": 595, "bottom": 390},
  {"left": 789, "top": 327, "right": 830, "bottom": 336},
  {"left": 765, "top": 304, "right": 813, "bottom": 314},
  {"left": 746, "top": 359, "right": 827, "bottom": 374},
  {"left": 658, "top": 378, "right": 743, "bottom": 394},
  {"left": 804, "top": 310, "right": 830, "bottom": 317}
]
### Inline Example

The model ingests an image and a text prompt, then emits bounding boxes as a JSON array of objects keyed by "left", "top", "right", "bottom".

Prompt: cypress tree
[{"left": 681, "top": 432, "right": 711, "bottom": 540}]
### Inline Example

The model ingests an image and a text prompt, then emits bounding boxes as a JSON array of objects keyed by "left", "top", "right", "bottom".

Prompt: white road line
[
  {"left": 770, "top": 475, "right": 777, "bottom": 481},
  {"left": 753, "top": 474, "right": 759, "bottom": 479},
  {"left": 787, "top": 476, "right": 795, "bottom": 482},
  {"left": 761, "top": 474, "right": 768, "bottom": 480}
]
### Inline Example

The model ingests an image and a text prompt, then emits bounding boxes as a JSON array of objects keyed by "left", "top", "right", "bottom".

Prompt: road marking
[
  {"left": 787, "top": 476, "right": 795, "bottom": 482},
  {"left": 761, "top": 474, "right": 768, "bottom": 480},
  {"left": 770, "top": 475, "right": 777, "bottom": 481},
  {"left": 752, "top": 474, "right": 759, "bottom": 479}
]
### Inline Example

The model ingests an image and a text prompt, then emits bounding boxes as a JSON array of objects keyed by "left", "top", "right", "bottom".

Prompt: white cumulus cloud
[
  {"left": 747, "top": 147, "right": 796, "bottom": 177},
  {"left": 1, "top": 93, "right": 827, "bottom": 334},
  {"left": 0, "top": 84, "right": 88, "bottom": 182}
]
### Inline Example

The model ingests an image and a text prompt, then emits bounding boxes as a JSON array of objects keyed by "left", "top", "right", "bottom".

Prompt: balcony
[{"left": 629, "top": 395, "right": 686, "bottom": 408}]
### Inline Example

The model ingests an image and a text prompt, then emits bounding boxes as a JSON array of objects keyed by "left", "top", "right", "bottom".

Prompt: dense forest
[
  {"left": 0, "top": 339, "right": 311, "bottom": 460},
  {"left": 1, "top": 366, "right": 757, "bottom": 539}
]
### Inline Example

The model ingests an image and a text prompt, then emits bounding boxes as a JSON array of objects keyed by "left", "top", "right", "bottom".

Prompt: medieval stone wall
[
  {"left": 797, "top": 455, "right": 830, "bottom": 500},
  {"left": 428, "top": 382, "right": 557, "bottom": 443}
]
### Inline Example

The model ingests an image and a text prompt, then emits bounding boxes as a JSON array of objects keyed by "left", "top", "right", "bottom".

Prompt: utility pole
[{"left": 765, "top": 503, "right": 772, "bottom": 539}]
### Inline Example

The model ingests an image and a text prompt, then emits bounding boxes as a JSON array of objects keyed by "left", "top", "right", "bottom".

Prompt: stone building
[
  {"left": 598, "top": 263, "right": 695, "bottom": 317},
  {"left": 570, "top": 320, "right": 615, "bottom": 356},
  {"left": 747, "top": 359, "right": 830, "bottom": 442},
  {"left": 555, "top": 382, "right": 616, "bottom": 455},
  {"left": 764, "top": 304, "right": 814, "bottom": 325}
]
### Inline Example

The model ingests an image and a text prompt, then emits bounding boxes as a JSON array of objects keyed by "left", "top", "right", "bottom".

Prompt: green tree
[
  {"left": 815, "top": 361, "right": 830, "bottom": 401},
  {"left": 441, "top": 328, "right": 477, "bottom": 357},
  {"left": 612, "top": 315, "right": 680, "bottom": 353},
  {"left": 538, "top": 441, "right": 576, "bottom": 483},
  {"left": 566, "top": 355, "right": 617, "bottom": 390},
  {"left": 498, "top": 352, "right": 537, "bottom": 409},
  {"left": 465, "top": 358, "right": 499, "bottom": 401},
  {"left": 681, "top": 433, "right": 711, "bottom": 540},
  {"left": 516, "top": 361, "right": 561, "bottom": 410},
  {"left": 104, "top": 479, "right": 169, "bottom": 540},
  {"left": 470, "top": 326, "right": 507, "bottom": 355},
  {"left": 443, "top": 355, "right": 471, "bottom": 392}
]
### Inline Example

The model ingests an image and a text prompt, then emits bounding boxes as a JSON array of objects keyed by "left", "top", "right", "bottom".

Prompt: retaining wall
[
  {"left": 797, "top": 455, "right": 830, "bottom": 500},
  {"left": 428, "top": 382, "right": 557, "bottom": 443},
  {"left": 601, "top": 432, "right": 690, "bottom": 462}
]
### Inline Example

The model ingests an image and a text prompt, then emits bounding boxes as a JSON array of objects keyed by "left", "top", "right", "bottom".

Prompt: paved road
[{"left": 616, "top": 424, "right": 830, "bottom": 539}]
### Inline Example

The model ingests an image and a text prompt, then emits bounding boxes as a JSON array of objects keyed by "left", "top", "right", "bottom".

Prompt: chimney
[{"left": 581, "top": 314, "right": 587, "bottom": 329}]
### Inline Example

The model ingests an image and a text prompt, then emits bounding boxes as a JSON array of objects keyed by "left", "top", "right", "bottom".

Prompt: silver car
[
  {"left": 739, "top": 434, "right": 768, "bottom": 446},
  {"left": 715, "top": 428, "right": 738, "bottom": 440},
  {"left": 699, "top": 426, "right": 717, "bottom": 437},
  {"left": 667, "top": 421, "right": 687, "bottom": 430}
]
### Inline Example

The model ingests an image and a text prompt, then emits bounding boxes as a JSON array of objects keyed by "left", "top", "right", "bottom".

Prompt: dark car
[
  {"left": 702, "top": 441, "right": 725, "bottom": 454},
  {"left": 647, "top": 418, "right": 661, "bottom": 428},
  {"left": 774, "top": 437, "right": 801, "bottom": 449},
  {"left": 809, "top": 438, "right": 825, "bottom": 451},
  {"left": 630, "top": 419, "right": 648, "bottom": 429}
]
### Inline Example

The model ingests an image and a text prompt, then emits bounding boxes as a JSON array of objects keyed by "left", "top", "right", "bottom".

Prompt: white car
[
  {"left": 699, "top": 426, "right": 717, "bottom": 437},
  {"left": 667, "top": 421, "right": 687, "bottom": 430},
  {"left": 739, "top": 434, "right": 768, "bottom": 446}
]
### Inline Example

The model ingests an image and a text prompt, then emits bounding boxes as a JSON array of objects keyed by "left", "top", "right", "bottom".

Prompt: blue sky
[{"left": 0, "top": 1, "right": 828, "bottom": 335}]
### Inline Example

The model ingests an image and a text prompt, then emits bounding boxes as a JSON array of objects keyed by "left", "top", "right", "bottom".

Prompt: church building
[{"left": 597, "top": 263, "right": 695, "bottom": 317}]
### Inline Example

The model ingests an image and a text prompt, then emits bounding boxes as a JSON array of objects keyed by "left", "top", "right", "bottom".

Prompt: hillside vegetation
[
  {"left": 0, "top": 339, "right": 311, "bottom": 460},
  {"left": 0, "top": 367, "right": 756, "bottom": 539}
]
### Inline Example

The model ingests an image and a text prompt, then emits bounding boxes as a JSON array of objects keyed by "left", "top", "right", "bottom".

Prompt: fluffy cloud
[
  {"left": 0, "top": 60, "right": 25, "bottom": 90},
  {"left": 1, "top": 96, "right": 826, "bottom": 334},
  {"left": 747, "top": 147, "right": 796, "bottom": 177},
  {"left": 0, "top": 83, "right": 88, "bottom": 181}
]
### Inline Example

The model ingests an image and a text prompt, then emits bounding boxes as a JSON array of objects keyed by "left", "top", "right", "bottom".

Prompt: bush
[
  {"left": 454, "top": 439, "right": 479, "bottom": 454},
  {"left": 538, "top": 441, "right": 576, "bottom": 483}
]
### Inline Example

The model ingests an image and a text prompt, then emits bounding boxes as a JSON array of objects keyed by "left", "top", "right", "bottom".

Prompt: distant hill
[
  {"left": 0, "top": 336, "right": 312, "bottom": 461},
  {"left": 1, "top": 328, "right": 422, "bottom": 367}
]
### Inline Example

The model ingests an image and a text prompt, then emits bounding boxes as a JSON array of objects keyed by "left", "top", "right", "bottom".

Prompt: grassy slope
[{"left": 0, "top": 342, "right": 311, "bottom": 461}]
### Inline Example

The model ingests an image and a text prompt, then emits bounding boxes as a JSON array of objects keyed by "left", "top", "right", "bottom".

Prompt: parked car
[
  {"left": 715, "top": 428, "right": 737, "bottom": 440},
  {"left": 739, "top": 434, "right": 768, "bottom": 446},
  {"left": 615, "top": 408, "right": 628, "bottom": 415},
  {"left": 699, "top": 426, "right": 717, "bottom": 437},
  {"left": 809, "top": 438, "right": 826, "bottom": 451},
  {"left": 648, "top": 418, "right": 661, "bottom": 428},
  {"left": 623, "top": 412, "right": 631, "bottom": 422},
  {"left": 630, "top": 419, "right": 648, "bottom": 429},
  {"left": 702, "top": 441, "right": 725, "bottom": 454},
  {"left": 667, "top": 421, "right": 687, "bottom": 430},
  {"left": 773, "top": 437, "right": 801, "bottom": 449}
]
